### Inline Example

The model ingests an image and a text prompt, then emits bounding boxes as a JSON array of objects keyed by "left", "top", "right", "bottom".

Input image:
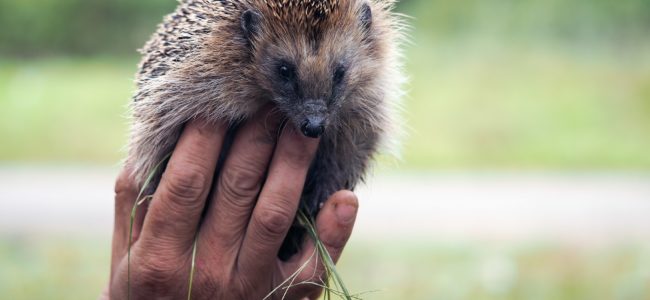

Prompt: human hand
[{"left": 106, "top": 108, "right": 359, "bottom": 299}]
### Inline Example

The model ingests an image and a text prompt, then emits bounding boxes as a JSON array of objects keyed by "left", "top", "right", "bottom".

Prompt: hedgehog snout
[
  {"left": 298, "top": 99, "right": 328, "bottom": 138},
  {"left": 300, "top": 115, "right": 325, "bottom": 138}
]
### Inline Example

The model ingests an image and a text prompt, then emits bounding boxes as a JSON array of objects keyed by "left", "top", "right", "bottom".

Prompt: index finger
[
  {"left": 237, "top": 126, "right": 319, "bottom": 275},
  {"left": 138, "top": 120, "right": 227, "bottom": 252},
  {"left": 112, "top": 164, "right": 143, "bottom": 273}
]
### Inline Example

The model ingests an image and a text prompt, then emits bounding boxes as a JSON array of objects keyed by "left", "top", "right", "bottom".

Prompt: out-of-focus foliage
[
  {"left": 1, "top": 0, "right": 649, "bottom": 168},
  {"left": 0, "top": 0, "right": 176, "bottom": 56},
  {"left": 1, "top": 0, "right": 649, "bottom": 56},
  {"left": 401, "top": 0, "right": 650, "bottom": 45},
  {"left": 2, "top": 237, "right": 649, "bottom": 300},
  {"left": 0, "top": 236, "right": 110, "bottom": 300},
  {"left": 394, "top": 0, "right": 650, "bottom": 170},
  {"left": 0, "top": 58, "right": 133, "bottom": 162}
]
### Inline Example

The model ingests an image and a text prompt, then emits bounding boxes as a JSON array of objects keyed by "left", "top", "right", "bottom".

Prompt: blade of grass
[
  {"left": 297, "top": 210, "right": 355, "bottom": 300},
  {"left": 264, "top": 248, "right": 317, "bottom": 300},
  {"left": 187, "top": 233, "right": 199, "bottom": 300},
  {"left": 127, "top": 153, "right": 171, "bottom": 300}
]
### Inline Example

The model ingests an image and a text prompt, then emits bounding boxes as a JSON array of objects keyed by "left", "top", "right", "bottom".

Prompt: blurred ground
[
  {"left": 1, "top": 167, "right": 649, "bottom": 299},
  {"left": 2, "top": 167, "right": 650, "bottom": 243}
]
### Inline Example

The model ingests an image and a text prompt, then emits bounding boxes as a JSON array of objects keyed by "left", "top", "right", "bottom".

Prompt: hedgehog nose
[{"left": 300, "top": 116, "right": 325, "bottom": 138}]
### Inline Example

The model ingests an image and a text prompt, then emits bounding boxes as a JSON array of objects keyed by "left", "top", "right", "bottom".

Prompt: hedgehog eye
[
  {"left": 333, "top": 66, "right": 346, "bottom": 85},
  {"left": 278, "top": 64, "right": 295, "bottom": 81}
]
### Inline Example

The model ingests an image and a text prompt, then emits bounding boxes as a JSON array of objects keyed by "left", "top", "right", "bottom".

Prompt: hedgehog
[{"left": 128, "top": 0, "right": 405, "bottom": 259}]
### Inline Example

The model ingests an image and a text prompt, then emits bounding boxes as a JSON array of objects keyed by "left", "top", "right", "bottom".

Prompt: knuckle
[
  {"left": 163, "top": 166, "right": 208, "bottom": 204},
  {"left": 256, "top": 204, "right": 294, "bottom": 237},
  {"left": 114, "top": 168, "right": 137, "bottom": 196},
  {"left": 193, "top": 269, "right": 226, "bottom": 297},
  {"left": 323, "top": 237, "right": 348, "bottom": 254},
  {"left": 219, "top": 164, "right": 263, "bottom": 201},
  {"left": 135, "top": 254, "right": 181, "bottom": 285},
  {"left": 321, "top": 226, "right": 353, "bottom": 251}
]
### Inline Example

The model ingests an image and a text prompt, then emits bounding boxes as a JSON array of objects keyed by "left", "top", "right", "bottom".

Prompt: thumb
[
  {"left": 282, "top": 190, "right": 359, "bottom": 298},
  {"left": 314, "top": 190, "right": 359, "bottom": 263}
]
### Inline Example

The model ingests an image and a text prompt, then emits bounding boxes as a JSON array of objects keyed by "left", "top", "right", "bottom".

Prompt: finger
[
  {"left": 309, "top": 190, "right": 358, "bottom": 264},
  {"left": 283, "top": 191, "right": 358, "bottom": 297},
  {"left": 238, "top": 126, "right": 319, "bottom": 276},
  {"left": 139, "top": 119, "right": 227, "bottom": 252},
  {"left": 200, "top": 107, "right": 282, "bottom": 260},
  {"left": 111, "top": 165, "right": 146, "bottom": 272}
]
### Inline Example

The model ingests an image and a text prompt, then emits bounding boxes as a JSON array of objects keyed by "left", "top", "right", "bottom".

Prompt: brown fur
[{"left": 129, "top": 0, "right": 405, "bottom": 259}]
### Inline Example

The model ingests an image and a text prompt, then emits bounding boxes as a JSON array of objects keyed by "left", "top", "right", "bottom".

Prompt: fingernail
[{"left": 335, "top": 203, "right": 357, "bottom": 225}]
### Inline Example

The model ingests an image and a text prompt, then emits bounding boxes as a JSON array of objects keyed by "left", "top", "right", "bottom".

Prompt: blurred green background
[
  {"left": 1, "top": 0, "right": 649, "bottom": 299},
  {"left": 2, "top": 0, "right": 650, "bottom": 169}
]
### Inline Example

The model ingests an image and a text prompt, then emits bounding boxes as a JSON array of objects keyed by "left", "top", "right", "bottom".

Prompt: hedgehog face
[{"left": 241, "top": 1, "right": 376, "bottom": 138}]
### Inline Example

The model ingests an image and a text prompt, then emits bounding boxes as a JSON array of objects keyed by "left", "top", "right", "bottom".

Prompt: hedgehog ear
[
  {"left": 359, "top": 3, "right": 373, "bottom": 31},
  {"left": 241, "top": 9, "right": 262, "bottom": 41}
]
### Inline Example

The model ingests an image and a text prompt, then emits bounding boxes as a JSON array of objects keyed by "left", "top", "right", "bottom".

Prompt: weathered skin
[{"left": 129, "top": 0, "right": 405, "bottom": 259}]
